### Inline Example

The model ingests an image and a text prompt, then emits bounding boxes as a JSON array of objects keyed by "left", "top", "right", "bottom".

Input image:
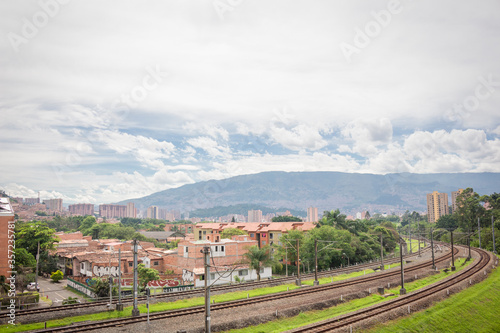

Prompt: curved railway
[
  {"left": 289, "top": 246, "right": 493, "bottom": 333},
  {"left": 1, "top": 246, "right": 432, "bottom": 321},
  {"left": 26, "top": 245, "right": 458, "bottom": 332}
]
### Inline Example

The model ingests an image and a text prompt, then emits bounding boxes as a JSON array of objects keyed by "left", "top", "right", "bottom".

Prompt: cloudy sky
[{"left": 1, "top": 0, "right": 499, "bottom": 205}]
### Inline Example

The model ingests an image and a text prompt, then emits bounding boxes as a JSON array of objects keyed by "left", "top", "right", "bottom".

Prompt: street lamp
[{"left": 342, "top": 252, "right": 349, "bottom": 267}]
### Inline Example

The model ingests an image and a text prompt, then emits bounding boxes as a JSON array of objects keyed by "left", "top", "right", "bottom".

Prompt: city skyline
[{"left": 1, "top": 1, "right": 499, "bottom": 205}]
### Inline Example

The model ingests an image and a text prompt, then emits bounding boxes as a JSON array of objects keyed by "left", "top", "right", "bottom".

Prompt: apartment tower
[{"left": 426, "top": 191, "right": 449, "bottom": 223}]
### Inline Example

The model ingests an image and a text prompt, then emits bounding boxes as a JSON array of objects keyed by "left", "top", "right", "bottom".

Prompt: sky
[{"left": 1, "top": 0, "right": 499, "bottom": 205}]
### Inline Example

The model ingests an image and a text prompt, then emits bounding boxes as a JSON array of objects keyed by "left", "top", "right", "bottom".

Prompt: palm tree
[{"left": 243, "top": 246, "right": 274, "bottom": 281}]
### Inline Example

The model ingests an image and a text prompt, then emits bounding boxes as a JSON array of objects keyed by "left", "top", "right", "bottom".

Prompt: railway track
[
  {"left": 289, "top": 246, "right": 493, "bottom": 332},
  {"left": 28, "top": 245, "right": 452, "bottom": 332},
  {"left": 1, "top": 246, "right": 432, "bottom": 321}
]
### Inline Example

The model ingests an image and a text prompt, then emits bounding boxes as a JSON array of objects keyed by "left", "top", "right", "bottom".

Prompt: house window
[
  {"left": 199, "top": 231, "right": 202, "bottom": 238},
  {"left": 260, "top": 267, "right": 265, "bottom": 273},
  {"left": 215, "top": 246, "right": 218, "bottom": 252},
  {"left": 250, "top": 233, "right": 255, "bottom": 237},
  {"left": 129, "top": 262, "right": 133, "bottom": 267},
  {"left": 81, "top": 263, "right": 84, "bottom": 270},
  {"left": 262, "top": 241, "right": 266, "bottom": 245},
  {"left": 210, "top": 273, "right": 215, "bottom": 280},
  {"left": 185, "top": 246, "right": 189, "bottom": 253},
  {"left": 153, "top": 261, "right": 159, "bottom": 266},
  {"left": 221, "top": 246, "right": 224, "bottom": 252},
  {"left": 269, "top": 233, "right": 273, "bottom": 239},
  {"left": 203, "top": 231, "right": 206, "bottom": 234},
  {"left": 239, "top": 269, "right": 248, "bottom": 276}
]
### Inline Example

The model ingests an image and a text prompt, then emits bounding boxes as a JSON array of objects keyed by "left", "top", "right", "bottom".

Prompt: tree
[
  {"left": 272, "top": 215, "right": 302, "bottom": 222},
  {"left": 90, "top": 277, "right": 117, "bottom": 298},
  {"left": 14, "top": 248, "right": 36, "bottom": 272},
  {"left": 79, "top": 216, "right": 97, "bottom": 233},
  {"left": 319, "top": 209, "right": 347, "bottom": 229},
  {"left": 436, "top": 214, "right": 458, "bottom": 230},
  {"left": 50, "top": 270, "right": 64, "bottom": 282},
  {"left": 455, "top": 188, "right": 486, "bottom": 231},
  {"left": 242, "top": 246, "right": 273, "bottom": 281},
  {"left": 220, "top": 228, "right": 248, "bottom": 239},
  {"left": 15, "top": 222, "right": 59, "bottom": 257},
  {"left": 231, "top": 216, "right": 236, "bottom": 222},
  {"left": 137, "top": 264, "right": 160, "bottom": 291}
]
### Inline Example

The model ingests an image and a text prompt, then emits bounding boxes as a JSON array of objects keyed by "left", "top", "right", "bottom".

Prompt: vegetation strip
[
  {"left": 0, "top": 265, "right": 401, "bottom": 332},
  {"left": 367, "top": 256, "right": 500, "bottom": 333},
  {"left": 222, "top": 258, "right": 471, "bottom": 333}
]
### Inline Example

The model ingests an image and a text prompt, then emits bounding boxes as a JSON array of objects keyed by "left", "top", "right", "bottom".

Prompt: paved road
[{"left": 37, "top": 277, "right": 82, "bottom": 305}]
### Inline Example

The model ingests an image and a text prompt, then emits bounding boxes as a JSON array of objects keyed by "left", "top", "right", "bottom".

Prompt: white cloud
[
  {"left": 187, "top": 136, "right": 230, "bottom": 158},
  {"left": 342, "top": 118, "right": 393, "bottom": 156},
  {"left": 270, "top": 124, "right": 328, "bottom": 151},
  {"left": 95, "top": 130, "right": 176, "bottom": 169}
]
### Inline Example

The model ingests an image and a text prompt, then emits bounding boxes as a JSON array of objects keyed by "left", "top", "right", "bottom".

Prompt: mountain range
[{"left": 118, "top": 171, "right": 500, "bottom": 217}]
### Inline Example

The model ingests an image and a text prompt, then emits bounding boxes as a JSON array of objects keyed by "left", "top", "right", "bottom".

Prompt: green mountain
[{"left": 118, "top": 171, "right": 500, "bottom": 216}]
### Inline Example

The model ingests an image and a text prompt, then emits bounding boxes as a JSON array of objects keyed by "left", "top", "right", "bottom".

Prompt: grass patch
[
  {"left": 0, "top": 283, "right": 301, "bottom": 332},
  {"left": 368, "top": 257, "right": 500, "bottom": 333},
  {"left": 222, "top": 258, "right": 472, "bottom": 333},
  {"left": 406, "top": 239, "right": 426, "bottom": 253}
]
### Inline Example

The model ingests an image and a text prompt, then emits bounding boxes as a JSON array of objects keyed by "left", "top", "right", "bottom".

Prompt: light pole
[
  {"left": 417, "top": 218, "right": 421, "bottom": 257},
  {"left": 314, "top": 240, "right": 339, "bottom": 286},
  {"left": 451, "top": 230, "right": 456, "bottom": 271},
  {"left": 380, "top": 234, "right": 384, "bottom": 270},
  {"left": 314, "top": 240, "right": 318, "bottom": 286},
  {"left": 493, "top": 215, "right": 497, "bottom": 254},
  {"left": 132, "top": 239, "right": 140, "bottom": 317},
  {"left": 399, "top": 236, "right": 406, "bottom": 295},
  {"left": 343, "top": 252, "right": 349, "bottom": 267},
  {"left": 203, "top": 246, "right": 211, "bottom": 333},
  {"left": 116, "top": 248, "right": 123, "bottom": 311}
]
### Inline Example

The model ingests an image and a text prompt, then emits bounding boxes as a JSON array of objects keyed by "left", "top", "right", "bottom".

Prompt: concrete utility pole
[
  {"left": 399, "top": 237, "right": 406, "bottom": 295},
  {"left": 493, "top": 216, "right": 497, "bottom": 254},
  {"left": 108, "top": 253, "right": 112, "bottom": 309},
  {"left": 451, "top": 231, "right": 456, "bottom": 271},
  {"left": 380, "top": 234, "right": 384, "bottom": 270},
  {"left": 314, "top": 239, "right": 319, "bottom": 286},
  {"left": 285, "top": 247, "right": 288, "bottom": 277},
  {"left": 35, "top": 241, "right": 40, "bottom": 293},
  {"left": 116, "top": 249, "right": 123, "bottom": 311},
  {"left": 430, "top": 228, "right": 436, "bottom": 270},
  {"left": 296, "top": 239, "right": 301, "bottom": 286},
  {"left": 478, "top": 217, "right": 481, "bottom": 249},
  {"left": 467, "top": 227, "right": 472, "bottom": 261},
  {"left": 132, "top": 240, "right": 140, "bottom": 317},
  {"left": 417, "top": 219, "right": 421, "bottom": 257},
  {"left": 409, "top": 220, "right": 412, "bottom": 254},
  {"left": 203, "top": 246, "right": 211, "bottom": 333}
]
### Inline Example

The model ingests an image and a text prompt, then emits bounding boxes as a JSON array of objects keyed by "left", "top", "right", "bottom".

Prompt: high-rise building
[
  {"left": 0, "top": 198, "right": 15, "bottom": 277},
  {"left": 126, "top": 202, "right": 137, "bottom": 218},
  {"left": 147, "top": 206, "right": 159, "bottom": 219},
  {"left": 45, "top": 198, "right": 63, "bottom": 212},
  {"left": 426, "top": 191, "right": 449, "bottom": 223},
  {"left": 248, "top": 209, "right": 263, "bottom": 223},
  {"left": 69, "top": 203, "right": 94, "bottom": 216},
  {"left": 451, "top": 189, "right": 464, "bottom": 213},
  {"left": 307, "top": 207, "right": 318, "bottom": 222},
  {"left": 99, "top": 204, "right": 127, "bottom": 219}
]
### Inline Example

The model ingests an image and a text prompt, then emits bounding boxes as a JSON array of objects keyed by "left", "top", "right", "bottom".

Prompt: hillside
[{"left": 118, "top": 171, "right": 500, "bottom": 215}]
